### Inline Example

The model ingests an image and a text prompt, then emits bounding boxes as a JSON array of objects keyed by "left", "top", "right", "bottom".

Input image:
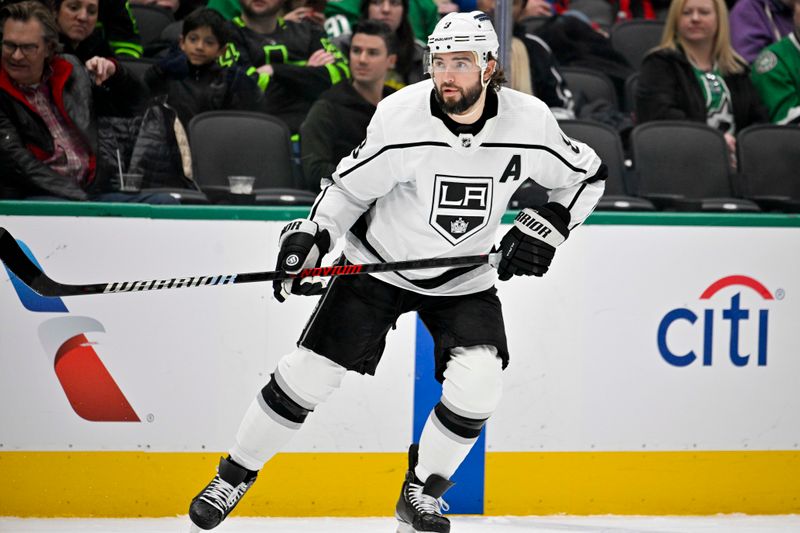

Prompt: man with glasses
[
  {"left": 188, "top": 11, "right": 606, "bottom": 533},
  {"left": 0, "top": 0, "right": 161, "bottom": 202}
]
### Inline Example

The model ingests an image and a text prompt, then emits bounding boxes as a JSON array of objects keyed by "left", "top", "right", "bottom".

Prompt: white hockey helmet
[{"left": 426, "top": 11, "right": 499, "bottom": 71}]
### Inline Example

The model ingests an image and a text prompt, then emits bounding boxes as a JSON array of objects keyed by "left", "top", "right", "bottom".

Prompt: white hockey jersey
[{"left": 309, "top": 79, "right": 605, "bottom": 296}]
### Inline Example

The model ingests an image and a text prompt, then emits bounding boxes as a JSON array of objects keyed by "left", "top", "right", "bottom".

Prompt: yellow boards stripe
[{"left": 2, "top": 450, "right": 799, "bottom": 517}]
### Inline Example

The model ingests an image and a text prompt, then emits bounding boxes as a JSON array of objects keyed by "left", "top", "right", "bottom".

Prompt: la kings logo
[{"left": 430, "top": 174, "right": 493, "bottom": 245}]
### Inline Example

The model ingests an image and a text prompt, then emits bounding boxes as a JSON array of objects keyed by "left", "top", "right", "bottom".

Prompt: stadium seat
[
  {"left": 188, "top": 111, "right": 317, "bottom": 205},
  {"left": 116, "top": 57, "right": 157, "bottom": 83},
  {"left": 560, "top": 119, "right": 655, "bottom": 211},
  {"left": 624, "top": 72, "right": 639, "bottom": 114},
  {"left": 160, "top": 20, "right": 183, "bottom": 44},
  {"left": 610, "top": 19, "right": 665, "bottom": 69},
  {"left": 567, "top": 0, "right": 615, "bottom": 28},
  {"left": 737, "top": 124, "right": 800, "bottom": 212},
  {"left": 131, "top": 5, "right": 175, "bottom": 48},
  {"left": 630, "top": 121, "right": 760, "bottom": 212},
  {"left": 560, "top": 66, "right": 619, "bottom": 110}
]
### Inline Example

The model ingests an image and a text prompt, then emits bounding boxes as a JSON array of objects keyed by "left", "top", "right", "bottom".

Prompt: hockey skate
[
  {"left": 395, "top": 444, "right": 454, "bottom": 533},
  {"left": 188, "top": 456, "right": 257, "bottom": 530}
]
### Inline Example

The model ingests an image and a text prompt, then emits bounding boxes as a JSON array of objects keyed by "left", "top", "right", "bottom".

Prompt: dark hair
[
  {"left": 359, "top": 0, "right": 415, "bottom": 77},
  {"left": 351, "top": 18, "right": 397, "bottom": 55},
  {"left": 0, "top": 0, "right": 61, "bottom": 55},
  {"left": 487, "top": 52, "right": 506, "bottom": 91},
  {"left": 182, "top": 7, "right": 230, "bottom": 44}
]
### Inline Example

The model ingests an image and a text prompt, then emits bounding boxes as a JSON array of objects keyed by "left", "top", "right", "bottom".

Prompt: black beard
[{"left": 434, "top": 80, "right": 483, "bottom": 115}]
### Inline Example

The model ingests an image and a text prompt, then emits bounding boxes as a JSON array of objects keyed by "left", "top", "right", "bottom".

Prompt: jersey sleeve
[
  {"left": 269, "top": 34, "right": 350, "bottom": 98},
  {"left": 307, "top": 106, "right": 404, "bottom": 243},
  {"left": 101, "top": 0, "right": 143, "bottom": 58},
  {"left": 751, "top": 48, "right": 800, "bottom": 125},
  {"left": 529, "top": 109, "right": 606, "bottom": 228}
]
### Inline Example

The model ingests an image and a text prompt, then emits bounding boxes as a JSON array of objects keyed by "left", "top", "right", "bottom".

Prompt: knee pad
[
  {"left": 274, "top": 346, "right": 347, "bottom": 408},
  {"left": 441, "top": 345, "right": 504, "bottom": 419}
]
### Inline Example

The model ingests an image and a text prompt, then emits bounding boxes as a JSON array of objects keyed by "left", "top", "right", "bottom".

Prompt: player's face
[
  {"left": 677, "top": 0, "right": 717, "bottom": 46},
  {"left": 57, "top": 0, "right": 99, "bottom": 45},
  {"left": 241, "top": 0, "right": 284, "bottom": 19},
  {"left": 349, "top": 33, "right": 395, "bottom": 85},
  {"left": 180, "top": 26, "right": 222, "bottom": 66},
  {"left": 431, "top": 52, "right": 484, "bottom": 115}
]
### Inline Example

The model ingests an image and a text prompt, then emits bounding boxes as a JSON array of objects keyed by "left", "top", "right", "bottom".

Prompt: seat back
[
  {"left": 131, "top": 5, "right": 175, "bottom": 47},
  {"left": 567, "top": 0, "right": 615, "bottom": 27},
  {"left": 624, "top": 72, "right": 639, "bottom": 113},
  {"left": 631, "top": 121, "right": 733, "bottom": 198},
  {"left": 160, "top": 20, "right": 183, "bottom": 44},
  {"left": 560, "top": 66, "right": 618, "bottom": 109},
  {"left": 610, "top": 20, "right": 664, "bottom": 69},
  {"left": 559, "top": 119, "right": 628, "bottom": 195},
  {"left": 738, "top": 125, "right": 800, "bottom": 199},
  {"left": 116, "top": 57, "right": 157, "bottom": 83},
  {"left": 188, "top": 111, "right": 295, "bottom": 189}
]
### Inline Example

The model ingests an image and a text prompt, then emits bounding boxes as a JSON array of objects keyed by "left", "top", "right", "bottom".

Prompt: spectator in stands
[
  {"left": 300, "top": 19, "right": 396, "bottom": 190},
  {"left": 323, "top": 0, "right": 438, "bottom": 42},
  {"left": 1, "top": 0, "right": 142, "bottom": 56},
  {"left": 55, "top": 0, "right": 148, "bottom": 116},
  {"left": 0, "top": 1, "right": 174, "bottom": 202},
  {"left": 636, "top": 0, "right": 767, "bottom": 166},
  {"left": 730, "top": 0, "right": 793, "bottom": 63},
  {"left": 480, "top": 0, "right": 575, "bottom": 117},
  {"left": 750, "top": 0, "right": 800, "bottom": 124},
  {"left": 98, "top": 0, "right": 143, "bottom": 57},
  {"left": 130, "top": 0, "right": 179, "bottom": 14},
  {"left": 223, "top": 0, "right": 349, "bottom": 137},
  {"left": 144, "top": 8, "right": 266, "bottom": 128},
  {"left": 333, "top": 0, "right": 424, "bottom": 88}
]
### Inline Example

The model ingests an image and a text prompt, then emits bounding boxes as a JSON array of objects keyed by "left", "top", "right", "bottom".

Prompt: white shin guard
[
  {"left": 230, "top": 347, "right": 347, "bottom": 472},
  {"left": 416, "top": 345, "right": 503, "bottom": 482}
]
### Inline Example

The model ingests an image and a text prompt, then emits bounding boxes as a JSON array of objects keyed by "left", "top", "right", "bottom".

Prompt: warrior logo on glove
[{"left": 497, "top": 203, "right": 570, "bottom": 280}]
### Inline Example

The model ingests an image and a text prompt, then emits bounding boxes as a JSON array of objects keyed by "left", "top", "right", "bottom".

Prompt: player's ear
[
  {"left": 484, "top": 58, "right": 496, "bottom": 82},
  {"left": 387, "top": 52, "right": 397, "bottom": 70}
]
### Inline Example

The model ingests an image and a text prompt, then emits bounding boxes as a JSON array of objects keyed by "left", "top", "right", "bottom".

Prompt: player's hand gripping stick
[
  {"left": 273, "top": 219, "right": 332, "bottom": 302},
  {"left": 497, "top": 203, "right": 570, "bottom": 280}
]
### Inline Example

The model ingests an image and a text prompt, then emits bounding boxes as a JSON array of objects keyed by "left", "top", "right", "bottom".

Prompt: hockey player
[{"left": 188, "top": 10, "right": 606, "bottom": 533}]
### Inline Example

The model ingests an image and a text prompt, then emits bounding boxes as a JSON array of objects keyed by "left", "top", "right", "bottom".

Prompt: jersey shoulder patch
[{"left": 754, "top": 50, "right": 778, "bottom": 74}]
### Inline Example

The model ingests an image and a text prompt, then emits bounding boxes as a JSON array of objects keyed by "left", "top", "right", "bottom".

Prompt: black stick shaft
[{"left": 0, "top": 227, "right": 498, "bottom": 298}]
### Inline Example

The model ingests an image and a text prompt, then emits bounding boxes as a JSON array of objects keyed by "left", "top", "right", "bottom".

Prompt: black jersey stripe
[
  {"left": 480, "top": 142, "right": 589, "bottom": 173},
  {"left": 337, "top": 141, "right": 450, "bottom": 179},
  {"left": 348, "top": 214, "right": 484, "bottom": 290},
  {"left": 308, "top": 183, "right": 330, "bottom": 220}
]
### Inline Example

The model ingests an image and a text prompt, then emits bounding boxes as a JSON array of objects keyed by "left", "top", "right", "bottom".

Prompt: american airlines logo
[{"left": 3, "top": 240, "right": 139, "bottom": 422}]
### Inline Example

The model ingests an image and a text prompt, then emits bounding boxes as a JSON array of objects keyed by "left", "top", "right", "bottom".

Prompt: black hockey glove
[
  {"left": 497, "top": 203, "right": 570, "bottom": 281},
  {"left": 273, "top": 219, "right": 332, "bottom": 302}
]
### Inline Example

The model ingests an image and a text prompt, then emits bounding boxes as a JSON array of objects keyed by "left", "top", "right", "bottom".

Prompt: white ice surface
[{"left": 1, "top": 515, "right": 800, "bottom": 533}]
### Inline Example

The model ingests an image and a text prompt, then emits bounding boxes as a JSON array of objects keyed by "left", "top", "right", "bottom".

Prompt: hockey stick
[{"left": 0, "top": 227, "right": 500, "bottom": 298}]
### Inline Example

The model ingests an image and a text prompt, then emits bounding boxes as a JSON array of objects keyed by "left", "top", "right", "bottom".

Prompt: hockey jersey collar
[{"left": 429, "top": 88, "right": 498, "bottom": 137}]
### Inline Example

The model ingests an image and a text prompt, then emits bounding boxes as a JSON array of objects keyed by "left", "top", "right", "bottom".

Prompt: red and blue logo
[
  {"left": 657, "top": 275, "right": 776, "bottom": 367},
  {"left": 4, "top": 240, "right": 139, "bottom": 422}
]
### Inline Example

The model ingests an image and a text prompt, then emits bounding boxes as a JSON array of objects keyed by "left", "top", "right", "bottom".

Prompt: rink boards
[{"left": 1, "top": 204, "right": 799, "bottom": 517}]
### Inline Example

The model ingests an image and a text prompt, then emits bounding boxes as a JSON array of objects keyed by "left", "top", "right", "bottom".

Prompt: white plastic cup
[
  {"left": 228, "top": 175, "right": 256, "bottom": 195},
  {"left": 119, "top": 173, "right": 143, "bottom": 192}
]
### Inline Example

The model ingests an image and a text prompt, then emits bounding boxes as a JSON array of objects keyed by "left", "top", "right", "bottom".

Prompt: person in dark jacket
[
  {"left": 299, "top": 19, "right": 396, "bottom": 191},
  {"left": 143, "top": 7, "right": 267, "bottom": 129},
  {"left": 222, "top": 0, "right": 350, "bottom": 136},
  {"left": 0, "top": 1, "right": 169, "bottom": 202},
  {"left": 636, "top": 0, "right": 767, "bottom": 166}
]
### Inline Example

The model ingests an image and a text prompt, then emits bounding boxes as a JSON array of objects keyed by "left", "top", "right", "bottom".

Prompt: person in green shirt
[
  {"left": 209, "top": 0, "right": 439, "bottom": 42},
  {"left": 751, "top": 0, "right": 800, "bottom": 124}
]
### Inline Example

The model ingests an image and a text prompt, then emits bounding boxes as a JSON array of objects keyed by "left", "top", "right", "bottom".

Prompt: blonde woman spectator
[{"left": 635, "top": 0, "right": 767, "bottom": 165}]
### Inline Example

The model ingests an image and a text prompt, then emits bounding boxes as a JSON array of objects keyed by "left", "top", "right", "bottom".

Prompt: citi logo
[
  {"left": 657, "top": 275, "right": 777, "bottom": 368},
  {"left": 3, "top": 240, "right": 139, "bottom": 422}
]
